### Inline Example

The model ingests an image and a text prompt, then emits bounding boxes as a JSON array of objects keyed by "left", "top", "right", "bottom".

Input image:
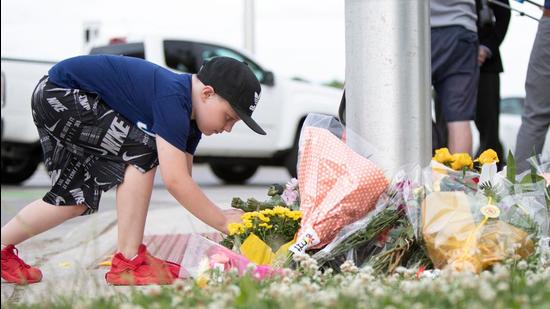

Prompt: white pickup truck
[{"left": 1, "top": 37, "right": 342, "bottom": 184}]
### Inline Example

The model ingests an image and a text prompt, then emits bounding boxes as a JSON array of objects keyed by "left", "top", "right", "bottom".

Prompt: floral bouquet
[
  {"left": 221, "top": 204, "right": 302, "bottom": 266},
  {"left": 312, "top": 169, "right": 415, "bottom": 267},
  {"left": 180, "top": 234, "right": 281, "bottom": 285},
  {"left": 418, "top": 148, "right": 548, "bottom": 273},
  {"left": 289, "top": 126, "right": 388, "bottom": 257}
]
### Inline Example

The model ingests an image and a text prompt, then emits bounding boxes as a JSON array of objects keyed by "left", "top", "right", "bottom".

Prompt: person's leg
[
  {"left": 115, "top": 165, "right": 156, "bottom": 259},
  {"left": 515, "top": 17, "right": 550, "bottom": 172},
  {"left": 475, "top": 72, "right": 504, "bottom": 163},
  {"left": 447, "top": 121, "right": 473, "bottom": 154},
  {"left": 1, "top": 201, "right": 87, "bottom": 246}
]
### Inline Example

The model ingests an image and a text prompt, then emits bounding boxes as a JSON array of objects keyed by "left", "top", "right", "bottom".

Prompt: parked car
[{"left": 1, "top": 37, "right": 342, "bottom": 184}]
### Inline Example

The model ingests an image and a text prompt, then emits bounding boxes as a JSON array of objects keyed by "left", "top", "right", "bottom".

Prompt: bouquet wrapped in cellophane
[
  {"left": 416, "top": 148, "right": 549, "bottom": 273},
  {"left": 221, "top": 181, "right": 302, "bottom": 266},
  {"left": 180, "top": 234, "right": 282, "bottom": 286},
  {"left": 290, "top": 121, "right": 388, "bottom": 256},
  {"left": 311, "top": 167, "right": 421, "bottom": 270}
]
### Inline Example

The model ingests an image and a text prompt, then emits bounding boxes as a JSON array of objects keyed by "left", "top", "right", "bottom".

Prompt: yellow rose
[
  {"left": 433, "top": 148, "right": 453, "bottom": 165},
  {"left": 451, "top": 153, "right": 473, "bottom": 170},
  {"left": 475, "top": 149, "right": 499, "bottom": 165}
]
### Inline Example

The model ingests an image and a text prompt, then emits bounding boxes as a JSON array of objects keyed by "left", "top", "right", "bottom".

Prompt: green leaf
[
  {"left": 507, "top": 151, "right": 516, "bottom": 184},
  {"left": 520, "top": 173, "right": 544, "bottom": 185}
]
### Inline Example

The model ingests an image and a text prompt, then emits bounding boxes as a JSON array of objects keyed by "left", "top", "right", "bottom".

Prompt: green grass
[{"left": 3, "top": 255, "right": 550, "bottom": 309}]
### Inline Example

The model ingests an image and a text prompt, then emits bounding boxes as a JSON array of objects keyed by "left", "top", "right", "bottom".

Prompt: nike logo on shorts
[
  {"left": 45, "top": 120, "right": 61, "bottom": 132},
  {"left": 122, "top": 152, "right": 150, "bottom": 162},
  {"left": 94, "top": 177, "right": 112, "bottom": 186}
]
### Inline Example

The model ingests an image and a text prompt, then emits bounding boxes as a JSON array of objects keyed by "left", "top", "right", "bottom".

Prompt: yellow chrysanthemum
[
  {"left": 258, "top": 222, "right": 273, "bottom": 229},
  {"left": 451, "top": 153, "right": 473, "bottom": 170},
  {"left": 475, "top": 149, "right": 499, "bottom": 165},
  {"left": 433, "top": 147, "right": 453, "bottom": 165},
  {"left": 257, "top": 213, "right": 270, "bottom": 222},
  {"left": 227, "top": 223, "right": 243, "bottom": 235},
  {"left": 262, "top": 209, "right": 275, "bottom": 216},
  {"left": 273, "top": 206, "right": 291, "bottom": 217}
]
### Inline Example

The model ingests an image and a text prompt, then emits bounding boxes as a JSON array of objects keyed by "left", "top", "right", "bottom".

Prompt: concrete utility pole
[
  {"left": 243, "top": 0, "right": 255, "bottom": 55},
  {"left": 345, "top": 0, "right": 431, "bottom": 176}
]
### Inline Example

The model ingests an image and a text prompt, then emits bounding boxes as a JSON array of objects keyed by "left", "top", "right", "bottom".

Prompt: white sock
[{"left": 119, "top": 252, "right": 138, "bottom": 260}]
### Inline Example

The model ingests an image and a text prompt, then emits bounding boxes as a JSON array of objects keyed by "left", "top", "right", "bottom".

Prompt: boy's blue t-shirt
[{"left": 47, "top": 55, "right": 202, "bottom": 154}]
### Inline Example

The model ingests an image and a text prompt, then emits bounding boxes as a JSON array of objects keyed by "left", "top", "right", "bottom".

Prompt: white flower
[
  {"left": 517, "top": 260, "right": 528, "bottom": 270},
  {"left": 119, "top": 304, "right": 143, "bottom": 309},
  {"left": 340, "top": 260, "right": 359, "bottom": 274},
  {"left": 286, "top": 178, "right": 299, "bottom": 190},
  {"left": 144, "top": 285, "right": 162, "bottom": 297},
  {"left": 171, "top": 296, "right": 183, "bottom": 307}
]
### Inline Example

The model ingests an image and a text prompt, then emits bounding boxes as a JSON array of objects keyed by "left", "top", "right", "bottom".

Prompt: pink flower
[
  {"left": 286, "top": 178, "right": 299, "bottom": 191},
  {"left": 282, "top": 189, "right": 299, "bottom": 205}
]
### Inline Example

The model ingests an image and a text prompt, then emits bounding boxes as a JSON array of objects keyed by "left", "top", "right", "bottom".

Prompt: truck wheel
[
  {"left": 210, "top": 163, "right": 258, "bottom": 184},
  {"left": 285, "top": 139, "right": 298, "bottom": 178},
  {"left": 285, "top": 121, "right": 304, "bottom": 178},
  {"left": 1, "top": 156, "right": 40, "bottom": 184}
]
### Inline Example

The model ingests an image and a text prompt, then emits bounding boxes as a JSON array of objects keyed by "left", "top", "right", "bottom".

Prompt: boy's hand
[{"left": 221, "top": 208, "right": 245, "bottom": 234}]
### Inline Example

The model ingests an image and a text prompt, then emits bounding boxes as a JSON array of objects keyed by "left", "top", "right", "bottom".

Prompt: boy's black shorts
[{"left": 31, "top": 76, "right": 159, "bottom": 215}]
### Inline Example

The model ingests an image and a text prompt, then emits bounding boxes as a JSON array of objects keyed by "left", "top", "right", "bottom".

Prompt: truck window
[
  {"left": 163, "top": 40, "right": 198, "bottom": 73},
  {"left": 197, "top": 44, "right": 265, "bottom": 82},
  {"left": 89, "top": 43, "right": 145, "bottom": 59}
]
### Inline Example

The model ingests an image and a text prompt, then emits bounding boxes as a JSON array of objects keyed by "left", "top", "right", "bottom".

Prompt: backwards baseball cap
[{"left": 197, "top": 56, "right": 266, "bottom": 135}]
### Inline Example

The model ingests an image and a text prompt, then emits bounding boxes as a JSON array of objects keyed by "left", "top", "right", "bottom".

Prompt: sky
[{"left": 1, "top": 0, "right": 543, "bottom": 97}]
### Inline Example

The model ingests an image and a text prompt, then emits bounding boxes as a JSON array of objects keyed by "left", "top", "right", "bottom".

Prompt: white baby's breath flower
[
  {"left": 173, "top": 278, "right": 186, "bottom": 291},
  {"left": 119, "top": 303, "right": 143, "bottom": 309},
  {"left": 144, "top": 285, "right": 162, "bottom": 297},
  {"left": 395, "top": 266, "right": 408, "bottom": 274},
  {"left": 171, "top": 296, "right": 183, "bottom": 307},
  {"left": 496, "top": 282, "right": 509, "bottom": 291},
  {"left": 517, "top": 260, "right": 528, "bottom": 270},
  {"left": 340, "top": 260, "right": 359, "bottom": 274},
  {"left": 478, "top": 282, "right": 496, "bottom": 302}
]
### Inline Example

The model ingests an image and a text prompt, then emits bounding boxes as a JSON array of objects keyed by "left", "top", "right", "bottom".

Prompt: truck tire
[
  {"left": 1, "top": 156, "right": 40, "bottom": 184},
  {"left": 210, "top": 163, "right": 258, "bottom": 184},
  {"left": 284, "top": 139, "right": 298, "bottom": 178},
  {"left": 285, "top": 120, "right": 305, "bottom": 178}
]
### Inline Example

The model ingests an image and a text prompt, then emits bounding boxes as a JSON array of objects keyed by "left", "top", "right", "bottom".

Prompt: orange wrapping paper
[{"left": 296, "top": 127, "right": 388, "bottom": 250}]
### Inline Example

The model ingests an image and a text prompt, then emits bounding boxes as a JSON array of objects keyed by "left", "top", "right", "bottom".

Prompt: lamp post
[{"left": 345, "top": 0, "right": 432, "bottom": 176}]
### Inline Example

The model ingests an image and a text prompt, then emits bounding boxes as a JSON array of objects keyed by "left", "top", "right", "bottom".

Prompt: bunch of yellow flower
[
  {"left": 223, "top": 206, "right": 302, "bottom": 252},
  {"left": 433, "top": 148, "right": 498, "bottom": 171}
]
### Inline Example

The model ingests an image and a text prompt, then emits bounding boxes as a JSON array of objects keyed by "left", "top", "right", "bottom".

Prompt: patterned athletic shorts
[{"left": 31, "top": 76, "right": 159, "bottom": 215}]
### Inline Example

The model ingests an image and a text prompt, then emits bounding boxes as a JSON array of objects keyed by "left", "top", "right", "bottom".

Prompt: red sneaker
[
  {"left": 105, "top": 244, "right": 180, "bottom": 285},
  {"left": 1, "top": 245, "right": 42, "bottom": 285}
]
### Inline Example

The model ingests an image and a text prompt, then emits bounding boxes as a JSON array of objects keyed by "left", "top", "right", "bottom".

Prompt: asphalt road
[{"left": 1, "top": 164, "right": 292, "bottom": 228}]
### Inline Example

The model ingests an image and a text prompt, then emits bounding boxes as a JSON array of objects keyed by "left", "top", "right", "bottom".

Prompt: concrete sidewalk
[{"left": 1, "top": 204, "right": 230, "bottom": 304}]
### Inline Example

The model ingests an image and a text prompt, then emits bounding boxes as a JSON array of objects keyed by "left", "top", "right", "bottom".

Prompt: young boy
[{"left": 0, "top": 55, "right": 266, "bottom": 285}]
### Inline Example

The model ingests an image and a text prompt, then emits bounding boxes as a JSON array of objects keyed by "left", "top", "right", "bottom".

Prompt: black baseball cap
[{"left": 197, "top": 57, "right": 266, "bottom": 135}]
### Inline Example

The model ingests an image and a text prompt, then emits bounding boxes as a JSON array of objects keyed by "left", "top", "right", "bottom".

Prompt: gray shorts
[
  {"left": 432, "top": 26, "right": 479, "bottom": 122},
  {"left": 31, "top": 76, "right": 159, "bottom": 215}
]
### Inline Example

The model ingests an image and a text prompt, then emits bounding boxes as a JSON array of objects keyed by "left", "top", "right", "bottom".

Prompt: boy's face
[{"left": 195, "top": 86, "right": 240, "bottom": 136}]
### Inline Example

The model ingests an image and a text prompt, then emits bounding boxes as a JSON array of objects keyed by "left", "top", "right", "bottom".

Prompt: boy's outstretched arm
[{"left": 156, "top": 136, "right": 242, "bottom": 234}]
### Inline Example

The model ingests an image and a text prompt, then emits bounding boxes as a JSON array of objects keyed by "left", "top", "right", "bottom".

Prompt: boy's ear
[{"left": 201, "top": 85, "right": 215, "bottom": 100}]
